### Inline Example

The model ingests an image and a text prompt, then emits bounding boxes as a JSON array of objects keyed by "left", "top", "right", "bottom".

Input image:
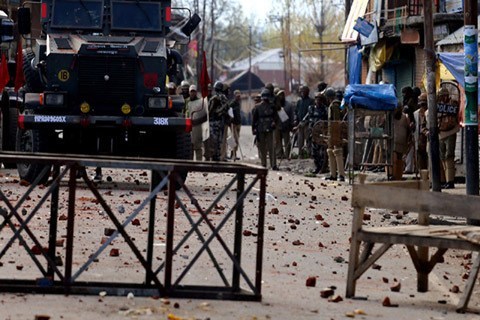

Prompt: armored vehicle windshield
[
  {"left": 111, "top": 1, "right": 163, "bottom": 31},
  {"left": 51, "top": 0, "right": 103, "bottom": 29}
]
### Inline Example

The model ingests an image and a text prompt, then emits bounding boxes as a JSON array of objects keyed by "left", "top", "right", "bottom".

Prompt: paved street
[{"left": 0, "top": 127, "right": 479, "bottom": 319}]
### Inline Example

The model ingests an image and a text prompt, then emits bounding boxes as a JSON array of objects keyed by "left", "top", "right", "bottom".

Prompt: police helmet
[
  {"left": 317, "top": 81, "right": 327, "bottom": 92},
  {"left": 214, "top": 81, "right": 224, "bottom": 92},
  {"left": 261, "top": 89, "right": 270, "bottom": 99},
  {"left": 324, "top": 87, "right": 335, "bottom": 98},
  {"left": 413, "top": 87, "right": 421, "bottom": 97},
  {"left": 401, "top": 86, "right": 413, "bottom": 95},
  {"left": 180, "top": 80, "right": 190, "bottom": 88},
  {"left": 438, "top": 87, "right": 449, "bottom": 96}
]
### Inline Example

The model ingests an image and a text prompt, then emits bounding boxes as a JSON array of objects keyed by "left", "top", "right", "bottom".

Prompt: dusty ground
[{"left": 0, "top": 127, "right": 479, "bottom": 320}]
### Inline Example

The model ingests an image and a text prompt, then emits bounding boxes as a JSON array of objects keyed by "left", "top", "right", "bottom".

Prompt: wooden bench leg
[
  {"left": 346, "top": 206, "right": 364, "bottom": 298},
  {"left": 457, "top": 252, "right": 480, "bottom": 313}
]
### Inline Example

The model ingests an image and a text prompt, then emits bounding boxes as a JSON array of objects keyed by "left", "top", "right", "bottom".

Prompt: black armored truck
[{"left": 15, "top": 0, "right": 200, "bottom": 182}]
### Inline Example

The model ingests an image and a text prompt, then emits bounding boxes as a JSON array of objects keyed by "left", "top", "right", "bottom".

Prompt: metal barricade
[{"left": 0, "top": 152, "right": 267, "bottom": 301}]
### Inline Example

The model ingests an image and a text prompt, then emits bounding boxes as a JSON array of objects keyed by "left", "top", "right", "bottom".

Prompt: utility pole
[
  {"left": 209, "top": 0, "right": 215, "bottom": 81},
  {"left": 320, "top": 0, "right": 325, "bottom": 80},
  {"left": 464, "top": 0, "right": 479, "bottom": 224},
  {"left": 248, "top": 26, "right": 252, "bottom": 107},
  {"left": 286, "top": 0, "right": 292, "bottom": 94},
  {"left": 424, "top": 0, "right": 442, "bottom": 192}
]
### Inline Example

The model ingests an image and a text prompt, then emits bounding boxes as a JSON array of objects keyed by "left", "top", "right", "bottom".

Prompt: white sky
[{"left": 237, "top": 0, "right": 275, "bottom": 21}]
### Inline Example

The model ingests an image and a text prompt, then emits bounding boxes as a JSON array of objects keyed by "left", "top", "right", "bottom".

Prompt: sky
[{"left": 237, "top": 0, "right": 275, "bottom": 21}]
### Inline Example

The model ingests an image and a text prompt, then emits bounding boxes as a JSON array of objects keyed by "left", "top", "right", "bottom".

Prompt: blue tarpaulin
[
  {"left": 438, "top": 52, "right": 476, "bottom": 88},
  {"left": 344, "top": 84, "right": 398, "bottom": 110},
  {"left": 348, "top": 46, "right": 362, "bottom": 85}
]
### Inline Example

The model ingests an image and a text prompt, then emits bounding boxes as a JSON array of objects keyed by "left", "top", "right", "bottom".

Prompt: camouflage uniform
[
  {"left": 206, "top": 92, "right": 228, "bottom": 161},
  {"left": 252, "top": 98, "right": 277, "bottom": 169},
  {"left": 326, "top": 97, "right": 346, "bottom": 181},
  {"left": 304, "top": 97, "right": 328, "bottom": 173}
]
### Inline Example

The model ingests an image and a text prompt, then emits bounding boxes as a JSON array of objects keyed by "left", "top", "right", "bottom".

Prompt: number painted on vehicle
[
  {"left": 58, "top": 70, "right": 70, "bottom": 82},
  {"left": 154, "top": 117, "right": 169, "bottom": 126},
  {"left": 34, "top": 115, "right": 67, "bottom": 123}
]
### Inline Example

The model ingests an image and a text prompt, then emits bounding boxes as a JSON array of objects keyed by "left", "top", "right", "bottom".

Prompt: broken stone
[
  {"left": 243, "top": 230, "right": 252, "bottom": 237},
  {"left": 363, "top": 213, "right": 371, "bottom": 221},
  {"left": 132, "top": 219, "right": 141, "bottom": 226},
  {"left": 382, "top": 296, "right": 398, "bottom": 307},
  {"left": 104, "top": 228, "right": 115, "bottom": 236},
  {"left": 109, "top": 248, "right": 120, "bottom": 257},
  {"left": 270, "top": 208, "right": 279, "bottom": 214},
  {"left": 321, "top": 221, "right": 330, "bottom": 228},
  {"left": 328, "top": 295, "right": 343, "bottom": 303},
  {"left": 390, "top": 281, "right": 401, "bottom": 292},
  {"left": 341, "top": 196, "right": 349, "bottom": 201},
  {"left": 292, "top": 240, "right": 304, "bottom": 246},
  {"left": 58, "top": 214, "right": 68, "bottom": 221},
  {"left": 31, "top": 245, "right": 47, "bottom": 255},
  {"left": 333, "top": 256, "right": 344, "bottom": 263},
  {"left": 372, "top": 264, "right": 382, "bottom": 270},
  {"left": 450, "top": 285, "right": 460, "bottom": 293},
  {"left": 268, "top": 226, "right": 275, "bottom": 231},
  {"left": 34, "top": 316, "right": 51, "bottom": 320},
  {"left": 315, "top": 214, "right": 324, "bottom": 221},
  {"left": 305, "top": 276, "right": 316, "bottom": 287},
  {"left": 320, "top": 288, "right": 334, "bottom": 298}
]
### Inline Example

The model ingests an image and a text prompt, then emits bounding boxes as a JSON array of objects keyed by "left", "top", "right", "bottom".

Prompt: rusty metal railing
[{"left": 0, "top": 152, "right": 267, "bottom": 301}]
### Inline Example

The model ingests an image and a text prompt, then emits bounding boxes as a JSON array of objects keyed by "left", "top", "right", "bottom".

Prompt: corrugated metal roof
[
  {"left": 436, "top": 16, "right": 480, "bottom": 46},
  {"left": 229, "top": 48, "right": 284, "bottom": 72}
]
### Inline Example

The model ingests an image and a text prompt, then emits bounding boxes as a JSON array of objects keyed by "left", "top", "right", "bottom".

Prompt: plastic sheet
[{"left": 343, "top": 84, "right": 398, "bottom": 110}]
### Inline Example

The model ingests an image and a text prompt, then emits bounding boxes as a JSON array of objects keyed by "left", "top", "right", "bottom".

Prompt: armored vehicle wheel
[
  {"left": 16, "top": 128, "right": 52, "bottom": 184},
  {"left": 1, "top": 107, "right": 19, "bottom": 168},
  {"left": 23, "top": 48, "right": 44, "bottom": 93}
]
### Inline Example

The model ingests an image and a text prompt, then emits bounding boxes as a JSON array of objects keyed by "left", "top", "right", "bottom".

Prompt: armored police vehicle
[{"left": 15, "top": 0, "right": 199, "bottom": 182}]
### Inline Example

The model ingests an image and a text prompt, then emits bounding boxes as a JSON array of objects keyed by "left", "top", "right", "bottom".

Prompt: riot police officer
[
  {"left": 252, "top": 89, "right": 278, "bottom": 170},
  {"left": 206, "top": 81, "right": 228, "bottom": 161},
  {"left": 325, "top": 87, "right": 346, "bottom": 181},
  {"left": 303, "top": 92, "right": 328, "bottom": 174}
]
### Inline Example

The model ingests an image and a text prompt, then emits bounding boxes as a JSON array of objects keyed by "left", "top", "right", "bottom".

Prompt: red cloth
[
  {"left": 14, "top": 42, "right": 25, "bottom": 92},
  {"left": 199, "top": 51, "right": 210, "bottom": 98},
  {"left": 0, "top": 53, "right": 10, "bottom": 92}
]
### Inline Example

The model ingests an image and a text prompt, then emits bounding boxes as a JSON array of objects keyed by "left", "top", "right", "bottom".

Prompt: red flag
[
  {"left": 0, "top": 53, "right": 10, "bottom": 92},
  {"left": 14, "top": 42, "right": 25, "bottom": 92},
  {"left": 199, "top": 51, "right": 210, "bottom": 98}
]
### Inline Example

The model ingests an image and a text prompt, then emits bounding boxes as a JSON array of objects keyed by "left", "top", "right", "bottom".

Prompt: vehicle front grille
[{"left": 78, "top": 56, "right": 136, "bottom": 114}]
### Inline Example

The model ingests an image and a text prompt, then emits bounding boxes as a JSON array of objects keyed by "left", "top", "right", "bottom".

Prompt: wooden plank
[
  {"left": 346, "top": 175, "right": 367, "bottom": 298},
  {"left": 352, "top": 184, "right": 480, "bottom": 220},
  {"left": 358, "top": 229, "right": 480, "bottom": 251},
  {"left": 353, "top": 243, "right": 392, "bottom": 280},
  {"left": 364, "top": 225, "right": 480, "bottom": 235},
  {"left": 346, "top": 206, "right": 366, "bottom": 298},
  {"left": 369, "top": 180, "right": 425, "bottom": 189},
  {"left": 457, "top": 253, "right": 480, "bottom": 312}
]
